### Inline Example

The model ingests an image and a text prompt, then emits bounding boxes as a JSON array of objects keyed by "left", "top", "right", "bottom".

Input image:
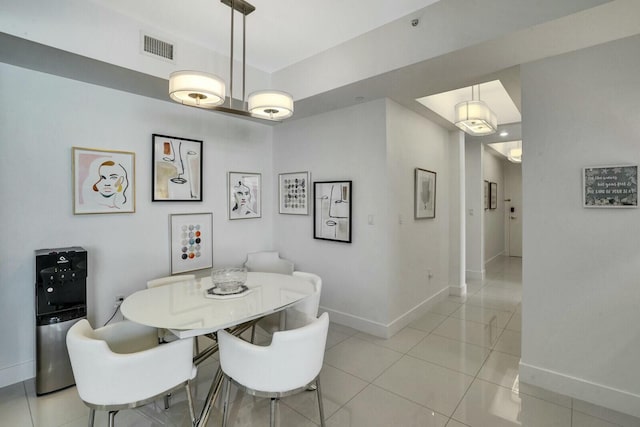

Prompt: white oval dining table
[{"left": 120, "top": 271, "right": 316, "bottom": 427}]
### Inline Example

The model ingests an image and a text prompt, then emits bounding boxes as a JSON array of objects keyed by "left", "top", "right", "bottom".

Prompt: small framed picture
[
  {"left": 415, "top": 168, "right": 436, "bottom": 219},
  {"left": 72, "top": 147, "right": 135, "bottom": 214},
  {"left": 279, "top": 171, "right": 310, "bottom": 215},
  {"left": 228, "top": 172, "right": 261, "bottom": 219},
  {"left": 170, "top": 212, "right": 213, "bottom": 274},
  {"left": 490, "top": 182, "right": 498, "bottom": 209},
  {"left": 484, "top": 180, "right": 490, "bottom": 210},
  {"left": 152, "top": 134, "right": 203, "bottom": 201},
  {"left": 583, "top": 165, "right": 638, "bottom": 208},
  {"left": 314, "top": 181, "right": 352, "bottom": 243}
]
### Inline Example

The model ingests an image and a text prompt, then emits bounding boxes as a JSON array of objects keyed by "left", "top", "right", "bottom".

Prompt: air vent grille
[{"left": 143, "top": 35, "right": 174, "bottom": 61}]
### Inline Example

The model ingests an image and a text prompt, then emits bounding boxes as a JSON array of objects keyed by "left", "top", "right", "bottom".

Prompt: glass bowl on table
[{"left": 210, "top": 267, "right": 248, "bottom": 295}]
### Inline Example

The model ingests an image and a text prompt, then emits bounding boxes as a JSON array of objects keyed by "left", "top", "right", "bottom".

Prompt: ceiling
[
  {"left": 3, "top": 0, "right": 639, "bottom": 134},
  {"left": 91, "top": 0, "right": 440, "bottom": 73}
]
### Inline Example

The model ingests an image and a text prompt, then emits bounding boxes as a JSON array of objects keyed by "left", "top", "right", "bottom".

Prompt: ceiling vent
[{"left": 141, "top": 33, "right": 174, "bottom": 62}]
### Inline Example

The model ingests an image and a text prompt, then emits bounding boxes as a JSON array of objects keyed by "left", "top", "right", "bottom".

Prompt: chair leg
[
  {"left": 88, "top": 408, "right": 95, "bottom": 427},
  {"left": 270, "top": 398, "right": 278, "bottom": 427},
  {"left": 164, "top": 392, "right": 171, "bottom": 409},
  {"left": 250, "top": 325, "right": 257, "bottom": 343},
  {"left": 316, "top": 377, "right": 326, "bottom": 427},
  {"left": 108, "top": 411, "right": 118, "bottom": 427},
  {"left": 185, "top": 382, "right": 196, "bottom": 424},
  {"left": 222, "top": 376, "right": 232, "bottom": 427}
]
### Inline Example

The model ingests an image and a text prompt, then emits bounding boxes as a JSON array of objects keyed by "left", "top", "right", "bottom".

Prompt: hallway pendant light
[
  {"left": 454, "top": 85, "right": 497, "bottom": 136},
  {"left": 168, "top": 0, "right": 293, "bottom": 122},
  {"left": 508, "top": 142, "right": 522, "bottom": 163}
]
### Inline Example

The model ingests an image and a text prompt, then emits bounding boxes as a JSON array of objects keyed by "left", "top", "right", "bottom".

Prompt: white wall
[
  {"left": 272, "top": 99, "right": 390, "bottom": 334},
  {"left": 272, "top": 99, "right": 452, "bottom": 337},
  {"left": 483, "top": 148, "right": 506, "bottom": 262},
  {"left": 0, "top": 63, "right": 274, "bottom": 387},
  {"left": 520, "top": 35, "right": 640, "bottom": 417},
  {"left": 386, "top": 100, "right": 451, "bottom": 327}
]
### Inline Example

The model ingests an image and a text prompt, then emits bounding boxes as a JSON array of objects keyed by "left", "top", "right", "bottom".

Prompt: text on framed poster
[{"left": 583, "top": 165, "right": 638, "bottom": 208}]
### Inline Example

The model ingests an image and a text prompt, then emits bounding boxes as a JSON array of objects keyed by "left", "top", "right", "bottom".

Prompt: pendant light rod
[{"left": 229, "top": 0, "right": 234, "bottom": 110}]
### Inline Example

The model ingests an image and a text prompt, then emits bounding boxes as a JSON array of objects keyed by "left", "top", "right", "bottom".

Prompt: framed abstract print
[
  {"left": 152, "top": 134, "right": 203, "bottom": 201},
  {"left": 72, "top": 147, "right": 135, "bottom": 214},
  {"left": 170, "top": 212, "right": 213, "bottom": 274},
  {"left": 415, "top": 168, "right": 436, "bottom": 219},
  {"left": 279, "top": 171, "right": 309, "bottom": 215},
  {"left": 314, "top": 180, "right": 352, "bottom": 243}
]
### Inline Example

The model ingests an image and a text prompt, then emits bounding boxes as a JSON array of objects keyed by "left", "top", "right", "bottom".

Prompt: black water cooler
[{"left": 35, "top": 247, "right": 87, "bottom": 395}]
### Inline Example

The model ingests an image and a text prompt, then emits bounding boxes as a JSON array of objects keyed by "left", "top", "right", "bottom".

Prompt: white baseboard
[
  {"left": 320, "top": 287, "right": 449, "bottom": 339},
  {"left": 466, "top": 269, "right": 485, "bottom": 281},
  {"left": 0, "top": 360, "right": 34, "bottom": 388},
  {"left": 449, "top": 283, "right": 467, "bottom": 296},
  {"left": 485, "top": 251, "right": 504, "bottom": 265},
  {"left": 519, "top": 361, "right": 640, "bottom": 419}
]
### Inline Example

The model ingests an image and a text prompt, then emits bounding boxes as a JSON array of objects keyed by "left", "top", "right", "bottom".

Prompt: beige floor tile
[
  {"left": 445, "top": 420, "right": 471, "bottom": 427},
  {"left": 409, "top": 312, "right": 448, "bottom": 333},
  {"left": 429, "top": 300, "right": 463, "bottom": 316},
  {"left": 476, "top": 351, "right": 520, "bottom": 388},
  {"left": 572, "top": 398, "right": 640, "bottom": 427},
  {"left": 324, "top": 336, "right": 403, "bottom": 382},
  {"left": 493, "top": 329, "right": 521, "bottom": 357},
  {"left": 354, "top": 327, "right": 428, "bottom": 353},
  {"left": 0, "top": 382, "right": 32, "bottom": 427},
  {"left": 282, "top": 364, "right": 368, "bottom": 424},
  {"left": 408, "top": 334, "right": 490, "bottom": 376},
  {"left": 450, "top": 304, "right": 512, "bottom": 330},
  {"left": 505, "top": 311, "right": 521, "bottom": 332},
  {"left": 326, "top": 385, "right": 448, "bottom": 427},
  {"left": 25, "top": 380, "right": 90, "bottom": 427},
  {"left": 432, "top": 317, "right": 501, "bottom": 349},
  {"left": 572, "top": 411, "right": 623, "bottom": 427},
  {"left": 452, "top": 379, "right": 571, "bottom": 427},
  {"left": 517, "top": 381, "right": 572, "bottom": 409},
  {"left": 373, "top": 355, "right": 473, "bottom": 416}
]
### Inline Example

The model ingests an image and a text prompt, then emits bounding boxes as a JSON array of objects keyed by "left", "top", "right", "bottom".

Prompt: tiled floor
[{"left": 3, "top": 256, "right": 640, "bottom": 426}]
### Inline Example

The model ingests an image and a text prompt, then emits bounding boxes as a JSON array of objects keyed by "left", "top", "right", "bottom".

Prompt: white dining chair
[
  {"left": 243, "top": 251, "right": 294, "bottom": 274},
  {"left": 254, "top": 271, "right": 323, "bottom": 339},
  {"left": 218, "top": 312, "right": 329, "bottom": 427},
  {"left": 66, "top": 319, "right": 197, "bottom": 427}
]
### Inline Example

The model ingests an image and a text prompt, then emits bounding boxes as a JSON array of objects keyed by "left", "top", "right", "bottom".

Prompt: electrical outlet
[{"left": 114, "top": 295, "right": 125, "bottom": 308}]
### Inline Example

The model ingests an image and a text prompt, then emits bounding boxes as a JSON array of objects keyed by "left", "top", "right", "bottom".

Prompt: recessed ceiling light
[{"left": 499, "top": 131, "right": 509, "bottom": 137}]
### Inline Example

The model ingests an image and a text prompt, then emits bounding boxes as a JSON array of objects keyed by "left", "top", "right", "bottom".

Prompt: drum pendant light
[
  {"left": 454, "top": 85, "right": 497, "bottom": 136},
  {"left": 168, "top": 0, "right": 293, "bottom": 122}
]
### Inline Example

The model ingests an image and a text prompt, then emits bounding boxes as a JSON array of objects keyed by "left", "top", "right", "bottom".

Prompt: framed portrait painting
[
  {"left": 228, "top": 172, "right": 261, "bottom": 219},
  {"left": 314, "top": 180, "right": 352, "bottom": 243},
  {"left": 279, "top": 171, "right": 309, "bottom": 215},
  {"left": 72, "top": 147, "right": 135, "bottom": 214},
  {"left": 170, "top": 212, "right": 213, "bottom": 274},
  {"left": 152, "top": 134, "right": 203, "bottom": 201},
  {"left": 415, "top": 168, "right": 436, "bottom": 219}
]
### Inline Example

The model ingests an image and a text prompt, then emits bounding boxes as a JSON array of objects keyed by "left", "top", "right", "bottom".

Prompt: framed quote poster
[
  {"left": 279, "top": 171, "right": 309, "bottom": 215},
  {"left": 152, "top": 134, "right": 203, "bottom": 201},
  {"left": 314, "top": 180, "right": 352, "bottom": 243},
  {"left": 228, "top": 172, "right": 261, "bottom": 219},
  {"left": 583, "top": 165, "right": 638, "bottom": 208},
  {"left": 415, "top": 168, "right": 436, "bottom": 219},
  {"left": 72, "top": 147, "right": 135, "bottom": 214},
  {"left": 170, "top": 212, "right": 213, "bottom": 274}
]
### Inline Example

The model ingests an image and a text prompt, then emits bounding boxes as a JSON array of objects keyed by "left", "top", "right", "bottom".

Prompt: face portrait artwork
[
  {"left": 228, "top": 172, "right": 261, "bottom": 219},
  {"left": 73, "top": 148, "right": 135, "bottom": 214},
  {"left": 232, "top": 181, "right": 255, "bottom": 216},
  {"left": 92, "top": 161, "right": 129, "bottom": 208}
]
